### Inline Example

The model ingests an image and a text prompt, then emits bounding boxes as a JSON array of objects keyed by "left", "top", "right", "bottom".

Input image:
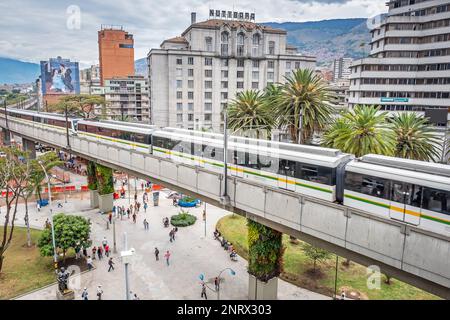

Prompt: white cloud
[{"left": 0, "top": 0, "right": 387, "bottom": 66}]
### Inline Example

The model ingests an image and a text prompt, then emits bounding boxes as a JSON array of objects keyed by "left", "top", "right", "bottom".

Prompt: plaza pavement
[{"left": 13, "top": 175, "right": 329, "bottom": 300}]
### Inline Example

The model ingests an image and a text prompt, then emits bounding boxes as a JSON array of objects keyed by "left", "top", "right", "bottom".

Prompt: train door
[
  {"left": 278, "top": 159, "right": 296, "bottom": 191},
  {"left": 231, "top": 149, "right": 245, "bottom": 178},
  {"left": 389, "top": 182, "right": 421, "bottom": 225}
]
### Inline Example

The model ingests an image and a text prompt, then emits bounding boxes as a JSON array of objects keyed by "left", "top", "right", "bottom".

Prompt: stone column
[
  {"left": 247, "top": 219, "right": 283, "bottom": 300},
  {"left": 22, "top": 138, "right": 36, "bottom": 159}
]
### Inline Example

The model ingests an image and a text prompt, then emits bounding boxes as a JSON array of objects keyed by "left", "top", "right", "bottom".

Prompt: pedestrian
[
  {"left": 97, "top": 285, "right": 103, "bottom": 300},
  {"left": 133, "top": 292, "right": 140, "bottom": 300},
  {"left": 105, "top": 244, "right": 110, "bottom": 257},
  {"left": 137, "top": 202, "right": 141, "bottom": 212},
  {"left": 141, "top": 182, "right": 144, "bottom": 191},
  {"left": 132, "top": 213, "right": 136, "bottom": 223},
  {"left": 201, "top": 283, "right": 207, "bottom": 300},
  {"left": 75, "top": 246, "right": 81, "bottom": 260},
  {"left": 164, "top": 250, "right": 171, "bottom": 266},
  {"left": 82, "top": 247, "right": 88, "bottom": 258},
  {"left": 143, "top": 219, "right": 148, "bottom": 230},
  {"left": 108, "top": 212, "right": 112, "bottom": 224},
  {"left": 97, "top": 246, "right": 103, "bottom": 260},
  {"left": 37, "top": 202, "right": 41, "bottom": 212},
  {"left": 134, "top": 193, "right": 137, "bottom": 201},
  {"left": 102, "top": 236, "right": 108, "bottom": 248},
  {"left": 144, "top": 202, "right": 148, "bottom": 213},
  {"left": 87, "top": 256, "right": 93, "bottom": 271},
  {"left": 169, "top": 229, "right": 174, "bottom": 242},
  {"left": 214, "top": 277, "right": 220, "bottom": 292},
  {"left": 127, "top": 208, "right": 130, "bottom": 219},
  {"left": 108, "top": 257, "right": 115, "bottom": 272},
  {"left": 81, "top": 287, "right": 89, "bottom": 300},
  {"left": 92, "top": 246, "right": 97, "bottom": 260},
  {"left": 154, "top": 247, "right": 159, "bottom": 261}
]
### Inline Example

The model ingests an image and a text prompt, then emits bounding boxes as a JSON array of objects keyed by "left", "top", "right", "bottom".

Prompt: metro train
[{"left": 1, "top": 108, "right": 449, "bottom": 235}]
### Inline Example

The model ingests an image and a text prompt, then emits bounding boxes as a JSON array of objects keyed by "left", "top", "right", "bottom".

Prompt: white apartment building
[
  {"left": 333, "top": 57, "right": 352, "bottom": 82},
  {"left": 100, "top": 76, "right": 150, "bottom": 122},
  {"left": 147, "top": 13, "right": 316, "bottom": 132},
  {"left": 348, "top": 0, "right": 450, "bottom": 127}
]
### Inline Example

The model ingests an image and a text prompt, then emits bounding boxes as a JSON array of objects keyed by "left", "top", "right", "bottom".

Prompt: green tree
[
  {"left": 301, "top": 243, "right": 331, "bottom": 273},
  {"left": 49, "top": 94, "right": 105, "bottom": 119},
  {"left": 390, "top": 112, "right": 441, "bottom": 161},
  {"left": 29, "top": 152, "right": 62, "bottom": 202},
  {"left": 270, "top": 68, "right": 334, "bottom": 144},
  {"left": 38, "top": 214, "right": 91, "bottom": 262},
  {"left": 321, "top": 105, "right": 395, "bottom": 157},
  {"left": 227, "top": 90, "right": 275, "bottom": 139}
]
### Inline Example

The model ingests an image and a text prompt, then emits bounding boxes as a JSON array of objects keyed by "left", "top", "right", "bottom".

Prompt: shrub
[{"left": 171, "top": 209, "right": 197, "bottom": 227}]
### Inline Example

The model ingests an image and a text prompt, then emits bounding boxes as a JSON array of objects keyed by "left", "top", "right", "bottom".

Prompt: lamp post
[
  {"left": 333, "top": 255, "right": 339, "bottom": 300},
  {"left": 221, "top": 105, "right": 230, "bottom": 205},
  {"left": 199, "top": 268, "right": 235, "bottom": 300},
  {"left": 38, "top": 161, "right": 58, "bottom": 271}
]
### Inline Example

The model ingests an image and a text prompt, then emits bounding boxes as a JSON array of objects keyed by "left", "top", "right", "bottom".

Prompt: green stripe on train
[{"left": 344, "top": 194, "right": 390, "bottom": 209}]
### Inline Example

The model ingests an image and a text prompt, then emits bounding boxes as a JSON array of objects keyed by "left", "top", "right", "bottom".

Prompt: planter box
[
  {"left": 89, "top": 189, "right": 99, "bottom": 209},
  {"left": 248, "top": 274, "right": 278, "bottom": 300},
  {"left": 98, "top": 193, "right": 114, "bottom": 212}
]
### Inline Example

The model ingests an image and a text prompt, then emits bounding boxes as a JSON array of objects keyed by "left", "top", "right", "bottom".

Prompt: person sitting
[
  {"left": 221, "top": 238, "right": 227, "bottom": 247},
  {"left": 230, "top": 250, "right": 237, "bottom": 261},
  {"left": 224, "top": 241, "right": 229, "bottom": 251}
]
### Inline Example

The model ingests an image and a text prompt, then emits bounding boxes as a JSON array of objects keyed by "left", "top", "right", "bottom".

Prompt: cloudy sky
[{"left": 0, "top": 0, "right": 386, "bottom": 67}]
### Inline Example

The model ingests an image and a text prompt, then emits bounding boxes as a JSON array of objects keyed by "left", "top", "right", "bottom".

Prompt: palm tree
[
  {"left": 270, "top": 69, "right": 334, "bottom": 144},
  {"left": 390, "top": 113, "right": 441, "bottom": 161},
  {"left": 227, "top": 90, "right": 275, "bottom": 139},
  {"left": 321, "top": 105, "right": 395, "bottom": 157}
]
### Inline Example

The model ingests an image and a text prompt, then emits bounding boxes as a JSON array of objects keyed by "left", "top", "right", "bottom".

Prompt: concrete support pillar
[
  {"left": 89, "top": 189, "right": 99, "bottom": 209},
  {"left": 248, "top": 275, "right": 278, "bottom": 300},
  {"left": 1, "top": 128, "right": 11, "bottom": 146},
  {"left": 22, "top": 138, "right": 36, "bottom": 159},
  {"left": 98, "top": 193, "right": 114, "bottom": 213}
]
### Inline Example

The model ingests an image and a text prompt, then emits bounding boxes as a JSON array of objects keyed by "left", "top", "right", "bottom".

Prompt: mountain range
[{"left": 1, "top": 18, "right": 371, "bottom": 84}]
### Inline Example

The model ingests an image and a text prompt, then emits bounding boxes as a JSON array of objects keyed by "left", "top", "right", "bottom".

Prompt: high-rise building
[
  {"left": 147, "top": 12, "right": 316, "bottom": 132},
  {"left": 348, "top": 0, "right": 450, "bottom": 127},
  {"left": 98, "top": 25, "right": 135, "bottom": 85},
  {"left": 332, "top": 57, "right": 352, "bottom": 82}
]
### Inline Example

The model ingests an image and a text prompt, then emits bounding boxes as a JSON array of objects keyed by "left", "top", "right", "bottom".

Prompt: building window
[
  {"left": 188, "top": 80, "right": 194, "bottom": 89},
  {"left": 188, "top": 92, "right": 194, "bottom": 99},
  {"left": 221, "top": 81, "right": 228, "bottom": 89},
  {"left": 252, "top": 60, "right": 259, "bottom": 68},
  {"left": 286, "top": 61, "right": 291, "bottom": 69},
  {"left": 188, "top": 103, "right": 194, "bottom": 111},
  {"left": 205, "top": 81, "right": 212, "bottom": 89},
  {"left": 252, "top": 71, "right": 259, "bottom": 80},
  {"left": 221, "top": 59, "right": 229, "bottom": 67},
  {"left": 295, "top": 61, "right": 300, "bottom": 69},
  {"left": 221, "top": 70, "right": 228, "bottom": 78},
  {"left": 267, "top": 72, "right": 274, "bottom": 80},
  {"left": 252, "top": 82, "right": 259, "bottom": 89},
  {"left": 176, "top": 80, "right": 182, "bottom": 88},
  {"left": 204, "top": 103, "right": 212, "bottom": 111},
  {"left": 268, "top": 60, "right": 274, "bottom": 69},
  {"left": 205, "top": 57, "right": 213, "bottom": 66},
  {"left": 252, "top": 33, "right": 261, "bottom": 56},
  {"left": 237, "top": 59, "right": 245, "bottom": 68},
  {"left": 221, "top": 92, "right": 228, "bottom": 100},
  {"left": 205, "top": 37, "right": 213, "bottom": 51},
  {"left": 237, "top": 71, "right": 244, "bottom": 78},
  {"left": 176, "top": 68, "right": 182, "bottom": 77},
  {"left": 176, "top": 57, "right": 182, "bottom": 65},
  {"left": 188, "top": 114, "right": 194, "bottom": 121},
  {"left": 237, "top": 81, "right": 244, "bottom": 89},
  {"left": 205, "top": 92, "right": 212, "bottom": 99},
  {"left": 268, "top": 41, "right": 275, "bottom": 55},
  {"left": 177, "top": 103, "right": 183, "bottom": 111},
  {"left": 221, "top": 31, "right": 229, "bottom": 56},
  {"left": 188, "top": 69, "right": 194, "bottom": 77},
  {"left": 188, "top": 57, "right": 194, "bottom": 65},
  {"left": 176, "top": 91, "right": 183, "bottom": 99},
  {"left": 205, "top": 114, "right": 212, "bottom": 121},
  {"left": 177, "top": 114, "right": 183, "bottom": 123},
  {"left": 237, "top": 32, "right": 245, "bottom": 57},
  {"left": 205, "top": 70, "right": 212, "bottom": 77}
]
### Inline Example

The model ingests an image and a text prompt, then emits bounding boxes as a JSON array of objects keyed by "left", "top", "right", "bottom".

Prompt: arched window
[
  {"left": 221, "top": 31, "right": 229, "bottom": 56},
  {"left": 252, "top": 33, "right": 261, "bottom": 56},
  {"left": 237, "top": 32, "right": 245, "bottom": 57}
]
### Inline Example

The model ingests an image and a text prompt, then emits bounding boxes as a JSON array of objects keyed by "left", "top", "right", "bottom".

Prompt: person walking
[
  {"left": 105, "top": 244, "right": 110, "bottom": 257},
  {"left": 82, "top": 247, "right": 88, "bottom": 258},
  {"left": 81, "top": 287, "right": 89, "bottom": 300},
  {"left": 86, "top": 256, "right": 94, "bottom": 271},
  {"left": 97, "top": 246, "right": 103, "bottom": 260},
  {"left": 97, "top": 285, "right": 103, "bottom": 300},
  {"left": 92, "top": 246, "right": 97, "bottom": 260},
  {"left": 132, "top": 213, "right": 136, "bottom": 224},
  {"left": 37, "top": 202, "right": 41, "bottom": 212},
  {"left": 112, "top": 205, "right": 116, "bottom": 217},
  {"left": 102, "top": 237, "right": 108, "bottom": 249},
  {"left": 137, "top": 202, "right": 141, "bottom": 212},
  {"left": 143, "top": 219, "right": 148, "bottom": 230},
  {"left": 201, "top": 283, "right": 207, "bottom": 300},
  {"left": 169, "top": 229, "right": 174, "bottom": 243},
  {"left": 127, "top": 208, "right": 130, "bottom": 219},
  {"left": 108, "top": 257, "right": 115, "bottom": 272},
  {"left": 164, "top": 250, "right": 171, "bottom": 266},
  {"left": 143, "top": 202, "right": 148, "bottom": 213},
  {"left": 154, "top": 247, "right": 159, "bottom": 261},
  {"left": 108, "top": 212, "right": 112, "bottom": 224},
  {"left": 214, "top": 277, "right": 220, "bottom": 292}
]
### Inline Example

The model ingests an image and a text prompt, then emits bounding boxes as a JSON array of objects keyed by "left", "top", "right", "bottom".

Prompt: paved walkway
[{"left": 14, "top": 176, "right": 329, "bottom": 300}]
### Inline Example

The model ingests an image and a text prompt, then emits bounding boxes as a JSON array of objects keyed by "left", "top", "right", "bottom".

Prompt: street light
[
  {"left": 38, "top": 160, "right": 58, "bottom": 271},
  {"left": 199, "top": 268, "right": 236, "bottom": 300}
]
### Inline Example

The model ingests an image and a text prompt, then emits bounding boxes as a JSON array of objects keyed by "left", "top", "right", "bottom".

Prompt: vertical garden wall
[
  {"left": 87, "top": 161, "right": 98, "bottom": 208},
  {"left": 95, "top": 163, "right": 114, "bottom": 212}
]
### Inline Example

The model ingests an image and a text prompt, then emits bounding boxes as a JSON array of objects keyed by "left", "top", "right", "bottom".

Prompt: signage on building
[
  {"left": 380, "top": 97, "right": 409, "bottom": 103},
  {"left": 209, "top": 9, "right": 255, "bottom": 21}
]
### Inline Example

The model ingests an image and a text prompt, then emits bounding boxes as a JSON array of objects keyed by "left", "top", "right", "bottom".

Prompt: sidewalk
[{"left": 15, "top": 178, "right": 329, "bottom": 300}]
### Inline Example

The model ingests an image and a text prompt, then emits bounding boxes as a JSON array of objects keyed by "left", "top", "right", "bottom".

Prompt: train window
[
  {"left": 345, "top": 172, "right": 390, "bottom": 200},
  {"left": 259, "top": 154, "right": 278, "bottom": 174},
  {"left": 422, "top": 187, "right": 450, "bottom": 215},
  {"left": 278, "top": 159, "right": 296, "bottom": 178},
  {"left": 297, "top": 164, "right": 334, "bottom": 185}
]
